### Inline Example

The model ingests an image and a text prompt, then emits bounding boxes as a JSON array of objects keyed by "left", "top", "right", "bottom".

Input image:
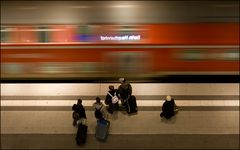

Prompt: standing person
[
  {"left": 117, "top": 77, "right": 132, "bottom": 107},
  {"left": 72, "top": 98, "right": 88, "bottom": 145},
  {"left": 105, "top": 85, "right": 119, "bottom": 114},
  {"left": 72, "top": 98, "right": 87, "bottom": 126},
  {"left": 160, "top": 95, "right": 178, "bottom": 119},
  {"left": 93, "top": 97, "right": 107, "bottom": 120}
]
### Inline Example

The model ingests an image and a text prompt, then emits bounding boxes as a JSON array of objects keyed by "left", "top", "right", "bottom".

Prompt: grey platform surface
[
  {"left": 1, "top": 110, "right": 239, "bottom": 149},
  {"left": 1, "top": 134, "right": 239, "bottom": 149}
]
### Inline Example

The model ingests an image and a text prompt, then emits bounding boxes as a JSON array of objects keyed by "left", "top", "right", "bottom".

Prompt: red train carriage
[{"left": 1, "top": 23, "right": 239, "bottom": 80}]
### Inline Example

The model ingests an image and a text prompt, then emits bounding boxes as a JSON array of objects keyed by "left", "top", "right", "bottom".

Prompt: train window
[
  {"left": 76, "top": 25, "right": 101, "bottom": 42},
  {"left": 176, "top": 50, "right": 206, "bottom": 61},
  {"left": 176, "top": 49, "right": 239, "bottom": 61},
  {"left": 1, "top": 27, "right": 11, "bottom": 43},
  {"left": 210, "top": 49, "right": 240, "bottom": 61},
  {"left": 118, "top": 25, "right": 143, "bottom": 35},
  {"left": 37, "top": 62, "right": 99, "bottom": 74},
  {"left": 77, "top": 25, "right": 92, "bottom": 42},
  {"left": 1, "top": 63, "right": 25, "bottom": 74},
  {"left": 37, "top": 26, "right": 49, "bottom": 43},
  {"left": 224, "top": 50, "right": 239, "bottom": 61},
  {"left": 118, "top": 25, "right": 134, "bottom": 35},
  {"left": 79, "top": 25, "right": 90, "bottom": 35},
  {"left": 105, "top": 51, "right": 151, "bottom": 73}
]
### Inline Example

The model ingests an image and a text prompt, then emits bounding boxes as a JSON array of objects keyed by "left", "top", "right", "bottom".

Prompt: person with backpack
[
  {"left": 105, "top": 85, "right": 119, "bottom": 114},
  {"left": 93, "top": 97, "right": 107, "bottom": 120},
  {"left": 93, "top": 97, "right": 110, "bottom": 141},
  {"left": 72, "top": 98, "right": 87, "bottom": 127},
  {"left": 117, "top": 78, "right": 132, "bottom": 107}
]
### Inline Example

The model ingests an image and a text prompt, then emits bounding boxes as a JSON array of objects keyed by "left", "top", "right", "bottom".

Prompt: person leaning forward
[
  {"left": 105, "top": 85, "right": 119, "bottom": 114},
  {"left": 117, "top": 78, "right": 132, "bottom": 107},
  {"left": 160, "top": 95, "right": 178, "bottom": 119}
]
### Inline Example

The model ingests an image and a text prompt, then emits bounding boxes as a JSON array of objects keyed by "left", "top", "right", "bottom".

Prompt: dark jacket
[
  {"left": 118, "top": 82, "right": 132, "bottom": 100},
  {"left": 161, "top": 99, "right": 175, "bottom": 119},
  {"left": 72, "top": 104, "right": 87, "bottom": 119}
]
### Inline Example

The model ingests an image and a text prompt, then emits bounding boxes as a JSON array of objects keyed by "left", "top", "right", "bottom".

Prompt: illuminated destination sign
[{"left": 100, "top": 35, "right": 141, "bottom": 41}]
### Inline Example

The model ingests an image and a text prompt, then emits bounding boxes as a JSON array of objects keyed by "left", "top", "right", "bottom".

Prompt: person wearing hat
[
  {"left": 117, "top": 77, "right": 132, "bottom": 107},
  {"left": 160, "top": 95, "right": 177, "bottom": 119}
]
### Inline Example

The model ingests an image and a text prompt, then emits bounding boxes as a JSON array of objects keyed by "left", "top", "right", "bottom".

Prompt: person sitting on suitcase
[
  {"left": 105, "top": 85, "right": 119, "bottom": 114},
  {"left": 117, "top": 78, "right": 132, "bottom": 108},
  {"left": 93, "top": 97, "right": 107, "bottom": 120},
  {"left": 160, "top": 95, "right": 178, "bottom": 119},
  {"left": 72, "top": 98, "right": 87, "bottom": 126}
]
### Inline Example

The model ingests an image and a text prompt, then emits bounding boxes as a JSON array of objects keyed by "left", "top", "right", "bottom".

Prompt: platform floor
[
  {"left": 1, "top": 110, "right": 239, "bottom": 149},
  {"left": 1, "top": 134, "right": 239, "bottom": 149},
  {"left": 1, "top": 83, "right": 239, "bottom": 149}
]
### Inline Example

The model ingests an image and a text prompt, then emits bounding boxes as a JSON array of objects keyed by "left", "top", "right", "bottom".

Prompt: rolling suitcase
[
  {"left": 95, "top": 118, "right": 110, "bottom": 141},
  {"left": 76, "top": 123, "right": 88, "bottom": 145},
  {"left": 126, "top": 95, "right": 138, "bottom": 114}
]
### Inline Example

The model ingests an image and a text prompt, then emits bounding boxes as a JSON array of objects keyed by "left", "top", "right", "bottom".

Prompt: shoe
[{"left": 160, "top": 113, "right": 164, "bottom": 118}]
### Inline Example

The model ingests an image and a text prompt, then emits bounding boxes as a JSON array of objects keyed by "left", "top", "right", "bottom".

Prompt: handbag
[
  {"left": 107, "top": 91, "right": 119, "bottom": 104},
  {"left": 174, "top": 104, "right": 179, "bottom": 113},
  {"left": 77, "top": 118, "right": 87, "bottom": 126}
]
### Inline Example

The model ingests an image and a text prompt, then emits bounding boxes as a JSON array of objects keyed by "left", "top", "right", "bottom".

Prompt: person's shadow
[
  {"left": 160, "top": 111, "right": 179, "bottom": 124},
  {"left": 107, "top": 110, "right": 119, "bottom": 121}
]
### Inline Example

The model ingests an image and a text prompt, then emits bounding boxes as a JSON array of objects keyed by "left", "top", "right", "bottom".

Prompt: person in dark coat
[
  {"left": 117, "top": 78, "right": 132, "bottom": 107},
  {"left": 105, "top": 85, "right": 119, "bottom": 114},
  {"left": 160, "top": 95, "right": 176, "bottom": 119},
  {"left": 72, "top": 98, "right": 87, "bottom": 119}
]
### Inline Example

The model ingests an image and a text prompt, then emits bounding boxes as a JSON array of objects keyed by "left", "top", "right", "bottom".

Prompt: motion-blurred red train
[
  {"left": 1, "top": 23, "right": 239, "bottom": 80},
  {"left": 1, "top": 1, "right": 239, "bottom": 81}
]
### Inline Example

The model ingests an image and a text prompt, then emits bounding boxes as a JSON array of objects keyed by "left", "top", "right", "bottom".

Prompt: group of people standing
[
  {"left": 71, "top": 78, "right": 133, "bottom": 145},
  {"left": 71, "top": 77, "right": 178, "bottom": 145}
]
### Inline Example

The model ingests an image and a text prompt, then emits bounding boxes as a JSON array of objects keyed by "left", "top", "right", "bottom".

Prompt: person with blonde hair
[{"left": 160, "top": 95, "right": 178, "bottom": 119}]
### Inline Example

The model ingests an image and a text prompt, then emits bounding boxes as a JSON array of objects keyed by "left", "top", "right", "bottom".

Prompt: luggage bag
[
  {"left": 76, "top": 123, "right": 88, "bottom": 145},
  {"left": 95, "top": 118, "right": 110, "bottom": 141},
  {"left": 126, "top": 95, "right": 138, "bottom": 114}
]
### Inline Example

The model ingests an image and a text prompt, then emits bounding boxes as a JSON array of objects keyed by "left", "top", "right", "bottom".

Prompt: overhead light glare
[
  {"left": 19, "top": 7, "right": 39, "bottom": 10},
  {"left": 110, "top": 5, "right": 136, "bottom": 8},
  {"left": 69, "top": 6, "right": 91, "bottom": 9}
]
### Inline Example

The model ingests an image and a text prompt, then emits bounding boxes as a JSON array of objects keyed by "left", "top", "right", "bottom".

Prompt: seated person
[
  {"left": 160, "top": 95, "right": 178, "bottom": 119},
  {"left": 117, "top": 78, "right": 132, "bottom": 107},
  {"left": 105, "top": 85, "right": 119, "bottom": 114}
]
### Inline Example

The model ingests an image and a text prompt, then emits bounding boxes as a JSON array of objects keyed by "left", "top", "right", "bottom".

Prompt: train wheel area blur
[{"left": 1, "top": 75, "right": 239, "bottom": 83}]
